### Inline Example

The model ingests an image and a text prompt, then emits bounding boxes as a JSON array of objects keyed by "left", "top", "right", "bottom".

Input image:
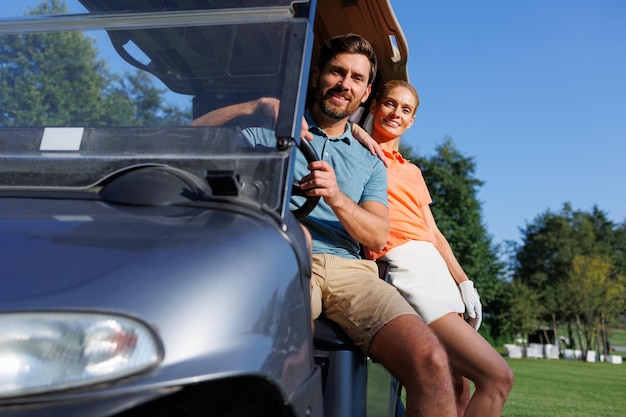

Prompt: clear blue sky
[
  {"left": 5, "top": 1, "right": 626, "bottom": 247},
  {"left": 392, "top": 1, "right": 626, "bottom": 247}
]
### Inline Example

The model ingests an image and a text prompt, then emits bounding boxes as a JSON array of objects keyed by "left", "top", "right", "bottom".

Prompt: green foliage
[
  {"left": 511, "top": 204, "right": 626, "bottom": 346},
  {"left": 609, "top": 220, "right": 626, "bottom": 276},
  {"left": 609, "top": 328, "right": 626, "bottom": 346},
  {"left": 105, "top": 71, "right": 190, "bottom": 126},
  {"left": 0, "top": 0, "right": 189, "bottom": 127},
  {"left": 514, "top": 204, "right": 617, "bottom": 291},
  {"left": 499, "top": 281, "right": 543, "bottom": 343},
  {"left": 569, "top": 254, "right": 626, "bottom": 354}
]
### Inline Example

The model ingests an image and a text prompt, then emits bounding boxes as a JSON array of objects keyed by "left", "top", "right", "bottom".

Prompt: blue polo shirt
[{"left": 243, "top": 110, "right": 388, "bottom": 259}]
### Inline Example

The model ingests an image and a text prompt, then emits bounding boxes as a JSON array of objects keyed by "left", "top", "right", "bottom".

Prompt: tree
[
  {"left": 1, "top": 1, "right": 103, "bottom": 126},
  {"left": 568, "top": 254, "right": 626, "bottom": 359},
  {"left": 608, "top": 220, "right": 626, "bottom": 279},
  {"left": 105, "top": 71, "right": 190, "bottom": 126},
  {"left": 512, "top": 203, "right": 626, "bottom": 354},
  {"left": 0, "top": 0, "right": 189, "bottom": 127},
  {"left": 499, "top": 280, "right": 543, "bottom": 349},
  {"left": 512, "top": 205, "right": 583, "bottom": 340}
]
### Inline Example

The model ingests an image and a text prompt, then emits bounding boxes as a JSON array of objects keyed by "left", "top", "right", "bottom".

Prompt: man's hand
[
  {"left": 459, "top": 280, "right": 482, "bottom": 331},
  {"left": 252, "top": 97, "right": 280, "bottom": 120},
  {"left": 299, "top": 160, "right": 342, "bottom": 206},
  {"left": 299, "top": 159, "right": 389, "bottom": 249}
]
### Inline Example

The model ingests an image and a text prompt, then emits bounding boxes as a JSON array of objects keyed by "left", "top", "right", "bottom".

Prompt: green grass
[
  {"left": 503, "top": 357, "right": 626, "bottom": 417},
  {"left": 609, "top": 328, "right": 626, "bottom": 347},
  {"left": 366, "top": 357, "right": 626, "bottom": 417},
  {"left": 367, "top": 362, "right": 397, "bottom": 417}
]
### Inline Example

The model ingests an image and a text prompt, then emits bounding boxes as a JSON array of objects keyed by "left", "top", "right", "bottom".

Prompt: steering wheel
[{"left": 291, "top": 138, "right": 321, "bottom": 219}]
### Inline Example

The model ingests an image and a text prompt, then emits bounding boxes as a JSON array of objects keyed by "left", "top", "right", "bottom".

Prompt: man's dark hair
[{"left": 317, "top": 34, "right": 378, "bottom": 85}]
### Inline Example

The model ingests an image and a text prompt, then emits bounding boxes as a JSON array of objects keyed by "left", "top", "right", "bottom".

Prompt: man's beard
[{"left": 317, "top": 89, "right": 361, "bottom": 120}]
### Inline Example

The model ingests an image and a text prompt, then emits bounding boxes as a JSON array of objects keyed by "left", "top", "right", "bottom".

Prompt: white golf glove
[{"left": 459, "top": 280, "right": 482, "bottom": 331}]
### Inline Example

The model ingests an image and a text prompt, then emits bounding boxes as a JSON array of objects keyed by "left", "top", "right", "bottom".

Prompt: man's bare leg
[
  {"left": 369, "top": 314, "right": 457, "bottom": 417},
  {"left": 430, "top": 313, "right": 513, "bottom": 417},
  {"left": 452, "top": 373, "right": 471, "bottom": 416}
]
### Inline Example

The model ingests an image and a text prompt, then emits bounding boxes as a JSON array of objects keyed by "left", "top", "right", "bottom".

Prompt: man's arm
[
  {"left": 191, "top": 97, "right": 312, "bottom": 141},
  {"left": 339, "top": 200, "right": 389, "bottom": 251},
  {"left": 300, "top": 160, "right": 390, "bottom": 250},
  {"left": 190, "top": 97, "right": 279, "bottom": 127}
]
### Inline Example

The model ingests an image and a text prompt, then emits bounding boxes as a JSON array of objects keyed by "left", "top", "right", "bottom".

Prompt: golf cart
[{"left": 0, "top": 1, "right": 409, "bottom": 416}]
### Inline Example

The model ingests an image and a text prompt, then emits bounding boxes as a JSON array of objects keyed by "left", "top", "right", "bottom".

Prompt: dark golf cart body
[{"left": 0, "top": 1, "right": 408, "bottom": 416}]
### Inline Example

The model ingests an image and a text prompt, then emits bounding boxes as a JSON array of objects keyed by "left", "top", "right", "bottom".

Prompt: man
[{"left": 193, "top": 34, "right": 457, "bottom": 417}]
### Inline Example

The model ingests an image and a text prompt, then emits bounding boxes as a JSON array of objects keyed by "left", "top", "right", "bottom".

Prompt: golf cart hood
[
  {"left": 0, "top": 198, "right": 296, "bottom": 301},
  {"left": 0, "top": 196, "right": 311, "bottom": 387},
  {"left": 0, "top": 0, "right": 410, "bottom": 414}
]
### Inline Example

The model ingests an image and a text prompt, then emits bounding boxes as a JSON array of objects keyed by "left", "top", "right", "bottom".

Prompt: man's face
[{"left": 312, "top": 52, "right": 372, "bottom": 120}]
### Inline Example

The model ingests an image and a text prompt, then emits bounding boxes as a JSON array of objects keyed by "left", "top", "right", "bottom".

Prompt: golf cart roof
[
  {"left": 71, "top": 0, "right": 409, "bottom": 100},
  {"left": 314, "top": 0, "right": 409, "bottom": 85}
]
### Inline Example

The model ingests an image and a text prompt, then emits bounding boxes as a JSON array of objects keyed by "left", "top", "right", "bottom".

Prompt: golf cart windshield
[{"left": 0, "top": 0, "right": 311, "bottom": 218}]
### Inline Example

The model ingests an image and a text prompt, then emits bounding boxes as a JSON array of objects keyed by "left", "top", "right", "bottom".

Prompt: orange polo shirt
[{"left": 365, "top": 149, "right": 436, "bottom": 260}]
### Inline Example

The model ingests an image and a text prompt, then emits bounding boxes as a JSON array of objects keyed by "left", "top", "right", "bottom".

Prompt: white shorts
[{"left": 382, "top": 240, "right": 464, "bottom": 324}]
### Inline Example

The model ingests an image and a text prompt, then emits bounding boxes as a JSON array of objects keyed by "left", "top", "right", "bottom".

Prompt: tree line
[
  {"left": 5, "top": 0, "right": 626, "bottom": 359},
  {"left": 506, "top": 204, "right": 626, "bottom": 357}
]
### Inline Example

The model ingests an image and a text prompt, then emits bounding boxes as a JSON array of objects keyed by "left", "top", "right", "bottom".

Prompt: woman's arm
[
  {"left": 421, "top": 204, "right": 469, "bottom": 285},
  {"left": 422, "top": 204, "right": 482, "bottom": 329},
  {"left": 350, "top": 123, "right": 388, "bottom": 167}
]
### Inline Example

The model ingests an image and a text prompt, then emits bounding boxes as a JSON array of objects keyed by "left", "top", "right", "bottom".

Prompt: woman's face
[{"left": 370, "top": 86, "right": 416, "bottom": 143}]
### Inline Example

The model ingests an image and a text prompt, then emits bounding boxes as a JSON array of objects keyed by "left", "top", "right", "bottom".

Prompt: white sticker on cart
[{"left": 40, "top": 127, "right": 84, "bottom": 151}]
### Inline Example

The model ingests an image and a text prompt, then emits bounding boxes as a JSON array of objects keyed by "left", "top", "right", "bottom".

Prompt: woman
[{"left": 354, "top": 80, "right": 513, "bottom": 417}]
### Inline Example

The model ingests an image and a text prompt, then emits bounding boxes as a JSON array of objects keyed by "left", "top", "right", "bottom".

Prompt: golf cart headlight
[{"left": 0, "top": 312, "right": 162, "bottom": 398}]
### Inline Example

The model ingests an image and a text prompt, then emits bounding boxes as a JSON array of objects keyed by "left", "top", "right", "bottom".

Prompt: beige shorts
[{"left": 310, "top": 253, "right": 418, "bottom": 354}]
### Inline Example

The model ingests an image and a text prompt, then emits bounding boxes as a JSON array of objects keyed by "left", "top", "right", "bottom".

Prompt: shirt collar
[
  {"left": 383, "top": 148, "right": 408, "bottom": 164},
  {"left": 304, "top": 109, "right": 352, "bottom": 144}
]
